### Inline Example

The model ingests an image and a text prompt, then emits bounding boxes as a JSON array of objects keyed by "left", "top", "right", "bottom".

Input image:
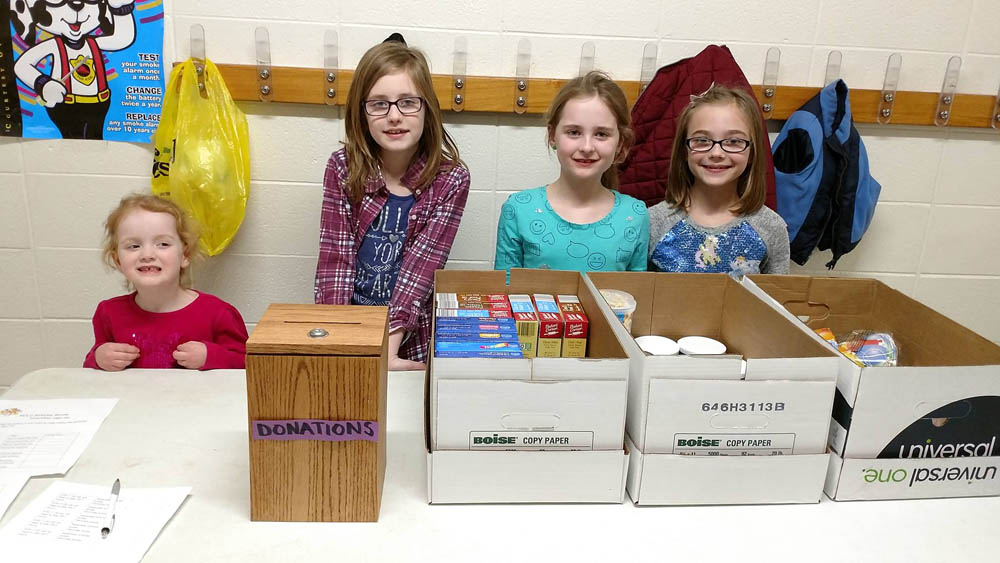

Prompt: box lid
[{"left": 247, "top": 304, "right": 387, "bottom": 356}]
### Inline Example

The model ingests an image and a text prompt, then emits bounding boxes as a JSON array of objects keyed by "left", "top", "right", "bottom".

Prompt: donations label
[{"left": 252, "top": 419, "right": 379, "bottom": 442}]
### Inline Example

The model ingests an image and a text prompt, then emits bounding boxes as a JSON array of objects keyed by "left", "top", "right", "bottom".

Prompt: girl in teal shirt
[{"left": 494, "top": 71, "right": 649, "bottom": 272}]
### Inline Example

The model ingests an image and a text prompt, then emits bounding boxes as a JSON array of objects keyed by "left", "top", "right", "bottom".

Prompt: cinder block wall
[{"left": 2, "top": 1, "right": 999, "bottom": 385}]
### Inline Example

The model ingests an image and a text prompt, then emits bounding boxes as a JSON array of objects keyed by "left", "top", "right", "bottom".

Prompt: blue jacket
[{"left": 772, "top": 80, "right": 880, "bottom": 268}]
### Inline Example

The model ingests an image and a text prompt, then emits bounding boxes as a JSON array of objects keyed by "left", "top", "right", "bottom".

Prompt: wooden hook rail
[{"left": 209, "top": 63, "right": 1000, "bottom": 129}]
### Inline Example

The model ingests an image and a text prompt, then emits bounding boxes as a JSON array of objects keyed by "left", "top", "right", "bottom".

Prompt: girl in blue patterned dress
[{"left": 648, "top": 85, "right": 789, "bottom": 275}]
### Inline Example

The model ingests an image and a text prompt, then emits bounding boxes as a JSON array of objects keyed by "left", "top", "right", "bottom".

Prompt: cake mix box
[
  {"left": 436, "top": 293, "right": 512, "bottom": 312},
  {"left": 435, "top": 317, "right": 518, "bottom": 337},
  {"left": 557, "top": 294, "right": 589, "bottom": 358},
  {"left": 532, "top": 294, "right": 564, "bottom": 358},
  {"left": 436, "top": 308, "right": 513, "bottom": 319},
  {"left": 508, "top": 294, "right": 539, "bottom": 359}
]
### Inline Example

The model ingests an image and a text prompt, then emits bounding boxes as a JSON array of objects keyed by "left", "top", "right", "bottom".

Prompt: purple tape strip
[{"left": 252, "top": 419, "right": 379, "bottom": 442}]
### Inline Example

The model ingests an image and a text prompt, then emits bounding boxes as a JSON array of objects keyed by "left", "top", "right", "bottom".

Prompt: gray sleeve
[
  {"left": 747, "top": 207, "right": 790, "bottom": 274},
  {"left": 647, "top": 202, "right": 684, "bottom": 260}
]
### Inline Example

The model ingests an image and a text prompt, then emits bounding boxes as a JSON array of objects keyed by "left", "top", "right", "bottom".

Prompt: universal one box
[
  {"left": 427, "top": 269, "right": 629, "bottom": 504},
  {"left": 587, "top": 272, "right": 838, "bottom": 506},
  {"left": 746, "top": 275, "right": 1000, "bottom": 501}
]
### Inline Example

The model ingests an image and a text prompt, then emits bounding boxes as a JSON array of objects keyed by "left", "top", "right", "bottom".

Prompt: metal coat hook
[
  {"left": 761, "top": 47, "right": 781, "bottom": 118},
  {"left": 189, "top": 24, "right": 206, "bottom": 92},
  {"left": 451, "top": 37, "right": 468, "bottom": 112},
  {"left": 323, "top": 30, "right": 339, "bottom": 106},
  {"left": 877, "top": 53, "right": 902, "bottom": 124},
  {"left": 255, "top": 27, "right": 273, "bottom": 102},
  {"left": 935, "top": 56, "right": 961, "bottom": 126},
  {"left": 991, "top": 81, "right": 1000, "bottom": 130},
  {"left": 639, "top": 43, "right": 657, "bottom": 95},
  {"left": 578, "top": 42, "right": 595, "bottom": 77},
  {"left": 513, "top": 39, "right": 531, "bottom": 115},
  {"left": 824, "top": 50, "right": 842, "bottom": 86}
]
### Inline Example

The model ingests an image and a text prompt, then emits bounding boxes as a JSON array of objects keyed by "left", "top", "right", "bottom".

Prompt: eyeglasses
[
  {"left": 685, "top": 137, "right": 751, "bottom": 153},
  {"left": 363, "top": 97, "right": 424, "bottom": 116}
]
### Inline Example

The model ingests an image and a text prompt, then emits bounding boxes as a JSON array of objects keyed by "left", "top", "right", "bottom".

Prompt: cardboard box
[
  {"left": 743, "top": 275, "right": 1000, "bottom": 500},
  {"left": 426, "top": 447, "right": 629, "bottom": 504},
  {"left": 509, "top": 294, "right": 539, "bottom": 358},
  {"left": 625, "top": 435, "right": 830, "bottom": 505},
  {"left": 824, "top": 449, "right": 1000, "bottom": 501},
  {"left": 427, "top": 270, "right": 631, "bottom": 503},
  {"left": 587, "top": 272, "right": 839, "bottom": 453},
  {"left": 586, "top": 272, "right": 839, "bottom": 505}
]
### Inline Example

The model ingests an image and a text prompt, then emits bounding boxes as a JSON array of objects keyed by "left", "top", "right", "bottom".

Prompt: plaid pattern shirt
[{"left": 315, "top": 148, "right": 470, "bottom": 362}]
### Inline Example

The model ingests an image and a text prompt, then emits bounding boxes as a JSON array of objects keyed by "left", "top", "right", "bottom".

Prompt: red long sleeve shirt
[{"left": 83, "top": 291, "right": 248, "bottom": 370}]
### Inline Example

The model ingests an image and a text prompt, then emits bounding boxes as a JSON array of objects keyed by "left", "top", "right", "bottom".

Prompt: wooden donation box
[{"left": 245, "top": 304, "right": 388, "bottom": 522}]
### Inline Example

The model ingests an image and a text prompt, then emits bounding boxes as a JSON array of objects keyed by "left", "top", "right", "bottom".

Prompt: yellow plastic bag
[{"left": 152, "top": 58, "right": 249, "bottom": 256}]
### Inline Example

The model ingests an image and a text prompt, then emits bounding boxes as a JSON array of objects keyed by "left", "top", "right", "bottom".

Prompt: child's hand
[
  {"left": 95, "top": 342, "right": 140, "bottom": 371},
  {"left": 173, "top": 341, "right": 208, "bottom": 370},
  {"left": 389, "top": 356, "right": 427, "bottom": 372}
]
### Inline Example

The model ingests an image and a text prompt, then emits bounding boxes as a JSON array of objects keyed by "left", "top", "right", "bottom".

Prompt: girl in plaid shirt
[{"left": 315, "top": 40, "right": 469, "bottom": 370}]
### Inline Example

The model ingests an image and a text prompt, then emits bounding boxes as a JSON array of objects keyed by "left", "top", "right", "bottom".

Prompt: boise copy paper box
[
  {"left": 625, "top": 435, "right": 830, "bottom": 505},
  {"left": 743, "top": 275, "right": 1000, "bottom": 500},
  {"left": 427, "top": 270, "right": 630, "bottom": 503},
  {"left": 586, "top": 272, "right": 838, "bottom": 505},
  {"left": 587, "top": 272, "right": 838, "bottom": 453}
]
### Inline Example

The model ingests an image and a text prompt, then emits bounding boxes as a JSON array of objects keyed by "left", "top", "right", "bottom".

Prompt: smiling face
[
  {"left": 684, "top": 102, "right": 752, "bottom": 197},
  {"left": 363, "top": 70, "right": 426, "bottom": 161},
  {"left": 35, "top": 1, "right": 103, "bottom": 42},
  {"left": 114, "top": 209, "right": 189, "bottom": 292},
  {"left": 549, "top": 95, "right": 621, "bottom": 186}
]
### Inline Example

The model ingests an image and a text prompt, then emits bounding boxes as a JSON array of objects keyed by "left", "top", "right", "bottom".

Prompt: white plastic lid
[
  {"left": 635, "top": 335, "right": 680, "bottom": 356},
  {"left": 678, "top": 336, "right": 727, "bottom": 355}
]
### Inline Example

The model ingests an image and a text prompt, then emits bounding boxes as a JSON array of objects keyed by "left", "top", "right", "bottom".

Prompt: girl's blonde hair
[
  {"left": 545, "top": 71, "right": 634, "bottom": 191},
  {"left": 102, "top": 194, "right": 200, "bottom": 288},
  {"left": 344, "top": 41, "right": 462, "bottom": 203},
  {"left": 665, "top": 84, "right": 768, "bottom": 215}
]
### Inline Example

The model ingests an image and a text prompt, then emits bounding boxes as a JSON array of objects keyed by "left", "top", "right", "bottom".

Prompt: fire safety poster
[{"left": 1, "top": 0, "right": 164, "bottom": 142}]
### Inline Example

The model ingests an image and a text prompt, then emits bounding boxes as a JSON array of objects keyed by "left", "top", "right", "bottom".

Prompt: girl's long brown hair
[
  {"left": 545, "top": 71, "right": 634, "bottom": 191},
  {"left": 665, "top": 85, "right": 768, "bottom": 215},
  {"left": 344, "top": 42, "right": 462, "bottom": 203}
]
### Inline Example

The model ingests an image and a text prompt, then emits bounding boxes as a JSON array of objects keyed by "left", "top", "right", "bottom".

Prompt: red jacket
[{"left": 618, "top": 45, "right": 777, "bottom": 210}]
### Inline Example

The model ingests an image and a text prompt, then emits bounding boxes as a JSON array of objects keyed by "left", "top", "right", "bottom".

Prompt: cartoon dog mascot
[{"left": 12, "top": 0, "right": 135, "bottom": 139}]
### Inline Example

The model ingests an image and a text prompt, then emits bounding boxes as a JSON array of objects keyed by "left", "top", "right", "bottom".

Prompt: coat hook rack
[
  {"left": 451, "top": 37, "right": 467, "bottom": 112},
  {"left": 761, "top": 47, "right": 781, "bottom": 118},
  {"left": 513, "top": 39, "right": 531, "bottom": 115},
  {"left": 254, "top": 27, "right": 273, "bottom": 102},
  {"left": 323, "top": 30, "right": 339, "bottom": 106},
  {"left": 189, "top": 24, "right": 206, "bottom": 92},
  {"left": 824, "top": 51, "right": 842, "bottom": 86},
  {"left": 639, "top": 43, "right": 657, "bottom": 95},
  {"left": 877, "top": 53, "right": 901, "bottom": 124},
  {"left": 579, "top": 42, "right": 595, "bottom": 77},
  {"left": 992, "top": 81, "right": 1000, "bottom": 130},
  {"left": 192, "top": 55, "right": 1000, "bottom": 129},
  {"left": 934, "top": 56, "right": 961, "bottom": 127}
]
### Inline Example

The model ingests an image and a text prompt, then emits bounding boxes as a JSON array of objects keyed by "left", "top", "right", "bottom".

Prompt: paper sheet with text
[
  {"left": 0, "top": 480, "right": 190, "bottom": 563},
  {"left": 0, "top": 399, "right": 117, "bottom": 475}
]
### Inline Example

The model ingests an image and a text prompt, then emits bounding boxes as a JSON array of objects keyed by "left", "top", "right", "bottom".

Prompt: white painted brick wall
[{"left": 1, "top": 1, "right": 999, "bottom": 384}]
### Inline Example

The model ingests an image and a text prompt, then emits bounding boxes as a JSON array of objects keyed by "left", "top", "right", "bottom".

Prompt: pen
[{"left": 101, "top": 479, "right": 120, "bottom": 539}]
